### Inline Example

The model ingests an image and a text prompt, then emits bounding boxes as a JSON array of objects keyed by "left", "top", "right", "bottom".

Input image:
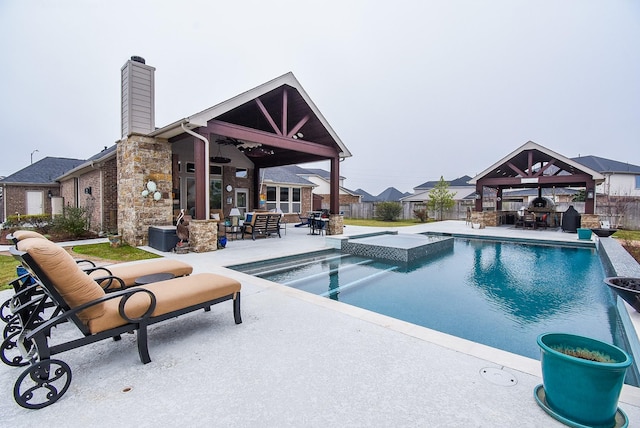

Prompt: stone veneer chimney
[{"left": 121, "top": 56, "right": 155, "bottom": 137}]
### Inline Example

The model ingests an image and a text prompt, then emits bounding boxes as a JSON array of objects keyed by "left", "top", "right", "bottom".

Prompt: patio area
[{"left": 1, "top": 221, "right": 639, "bottom": 426}]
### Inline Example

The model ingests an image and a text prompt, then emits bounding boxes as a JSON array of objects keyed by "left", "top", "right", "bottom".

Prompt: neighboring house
[
  {"left": 353, "top": 188, "right": 379, "bottom": 203},
  {"left": 572, "top": 155, "right": 640, "bottom": 198},
  {"left": 57, "top": 145, "right": 118, "bottom": 233},
  {"left": 260, "top": 165, "right": 317, "bottom": 218},
  {"left": 376, "top": 187, "right": 410, "bottom": 202},
  {"left": 0, "top": 157, "right": 85, "bottom": 222},
  {"left": 400, "top": 175, "right": 476, "bottom": 220},
  {"left": 292, "top": 166, "right": 361, "bottom": 206},
  {"left": 262, "top": 165, "right": 361, "bottom": 216}
]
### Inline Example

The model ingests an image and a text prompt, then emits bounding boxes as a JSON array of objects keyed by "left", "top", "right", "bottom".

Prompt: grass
[
  {"left": 69, "top": 243, "right": 161, "bottom": 263},
  {"left": 0, "top": 243, "right": 160, "bottom": 291},
  {"left": 343, "top": 218, "right": 430, "bottom": 227},
  {"left": 0, "top": 255, "right": 21, "bottom": 291},
  {"left": 613, "top": 230, "right": 640, "bottom": 241}
]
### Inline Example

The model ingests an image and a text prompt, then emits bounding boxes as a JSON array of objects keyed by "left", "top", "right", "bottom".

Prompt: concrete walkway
[{"left": 1, "top": 221, "right": 639, "bottom": 427}]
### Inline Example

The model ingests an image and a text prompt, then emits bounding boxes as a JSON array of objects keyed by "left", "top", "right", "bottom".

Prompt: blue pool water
[{"left": 231, "top": 239, "right": 626, "bottom": 362}]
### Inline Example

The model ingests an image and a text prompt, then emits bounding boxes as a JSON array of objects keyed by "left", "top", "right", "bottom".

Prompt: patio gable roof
[{"left": 150, "top": 72, "right": 351, "bottom": 168}]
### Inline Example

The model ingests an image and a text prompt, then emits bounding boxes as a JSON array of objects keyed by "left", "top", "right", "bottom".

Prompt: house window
[
  {"left": 235, "top": 168, "right": 247, "bottom": 178},
  {"left": 636, "top": 175, "right": 640, "bottom": 189},
  {"left": 265, "top": 185, "right": 301, "bottom": 213}
]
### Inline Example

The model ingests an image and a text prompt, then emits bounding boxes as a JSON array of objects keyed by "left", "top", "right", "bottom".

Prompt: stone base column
[
  {"left": 189, "top": 220, "right": 218, "bottom": 252},
  {"left": 328, "top": 214, "right": 344, "bottom": 235},
  {"left": 580, "top": 214, "right": 600, "bottom": 229}
]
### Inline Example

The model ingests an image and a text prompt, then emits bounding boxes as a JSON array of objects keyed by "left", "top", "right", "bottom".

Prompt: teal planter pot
[
  {"left": 536, "top": 333, "right": 632, "bottom": 427},
  {"left": 577, "top": 228, "right": 592, "bottom": 240}
]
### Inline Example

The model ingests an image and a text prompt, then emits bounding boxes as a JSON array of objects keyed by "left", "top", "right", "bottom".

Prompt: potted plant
[
  {"left": 604, "top": 277, "right": 640, "bottom": 312},
  {"left": 535, "top": 332, "right": 632, "bottom": 427}
]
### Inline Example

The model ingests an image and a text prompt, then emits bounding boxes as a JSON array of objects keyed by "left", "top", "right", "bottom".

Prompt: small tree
[
  {"left": 427, "top": 176, "right": 455, "bottom": 221},
  {"left": 51, "top": 205, "right": 89, "bottom": 239},
  {"left": 376, "top": 202, "right": 402, "bottom": 221}
]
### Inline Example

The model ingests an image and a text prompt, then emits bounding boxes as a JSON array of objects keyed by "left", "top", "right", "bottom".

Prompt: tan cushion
[
  {"left": 17, "top": 238, "right": 106, "bottom": 324},
  {"left": 87, "top": 273, "right": 241, "bottom": 333},
  {"left": 12, "top": 230, "right": 47, "bottom": 241},
  {"left": 88, "top": 259, "right": 193, "bottom": 287}
]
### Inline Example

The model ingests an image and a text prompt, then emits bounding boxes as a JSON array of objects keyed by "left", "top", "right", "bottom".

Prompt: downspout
[{"left": 181, "top": 123, "right": 210, "bottom": 216}]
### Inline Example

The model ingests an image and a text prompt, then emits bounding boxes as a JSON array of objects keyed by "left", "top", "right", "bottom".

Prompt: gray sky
[{"left": 1, "top": 0, "right": 638, "bottom": 195}]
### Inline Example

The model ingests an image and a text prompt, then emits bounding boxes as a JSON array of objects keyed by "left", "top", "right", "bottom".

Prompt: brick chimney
[{"left": 121, "top": 56, "right": 155, "bottom": 137}]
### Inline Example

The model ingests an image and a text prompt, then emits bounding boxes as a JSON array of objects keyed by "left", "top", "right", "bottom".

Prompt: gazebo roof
[{"left": 468, "top": 141, "right": 604, "bottom": 188}]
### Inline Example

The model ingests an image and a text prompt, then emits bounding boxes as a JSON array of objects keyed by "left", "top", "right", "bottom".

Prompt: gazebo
[{"left": 468, "top": 141, "right": 604, "bottom": 228}]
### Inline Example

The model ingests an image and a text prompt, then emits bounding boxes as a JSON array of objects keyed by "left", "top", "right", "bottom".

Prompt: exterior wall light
[{"left": 586, "top": 188, "right": 594, "bottom": 199}]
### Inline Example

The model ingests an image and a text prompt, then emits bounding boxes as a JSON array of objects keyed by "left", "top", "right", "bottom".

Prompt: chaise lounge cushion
[
  {"left": 88, "top": 259, "right": 193, "bottom": 287},
  {"left": 17, "top": 238, "right": 107, "bottom": 324},
  {"left": 17, "top": 237, "right": 242, "bottom": 334},
  {"left": 11, "top": 230, "right": 47, "bottom": 241},
  {"left": 88, "top": 273, "right": 241, "bottom": 333}
]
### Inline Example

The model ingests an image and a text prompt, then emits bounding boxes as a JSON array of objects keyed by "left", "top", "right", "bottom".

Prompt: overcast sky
[{"left": 1, "top": 0, "right": 638, "bottom": 194}]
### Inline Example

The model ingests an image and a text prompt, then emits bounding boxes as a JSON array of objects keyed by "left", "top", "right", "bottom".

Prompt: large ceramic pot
[
  {"left": 604, "top": 277, "right": 640, "bottom": 312},
  {"left": 536, "top": 333, "right": 632, "bottom": 427}
]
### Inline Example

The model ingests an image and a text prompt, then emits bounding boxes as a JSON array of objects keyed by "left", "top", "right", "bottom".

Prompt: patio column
[{"left": 117, "top": 135, "right": 172, "bottom": 246}]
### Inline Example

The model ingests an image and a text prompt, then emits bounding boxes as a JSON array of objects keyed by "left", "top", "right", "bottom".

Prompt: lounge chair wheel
[
  {"left": 1, "top": 331, "right": 30, "bottom": 367},
  {"left": 14, "top": 359, "right": 72, "bottom": 409},
  {"left": 0, "top": 298, "right": 12, "bottom": 322}
]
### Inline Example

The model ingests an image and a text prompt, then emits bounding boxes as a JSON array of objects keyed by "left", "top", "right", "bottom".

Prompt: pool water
[{"left": 231, "top": 239, "right": 625, "bottom": 362}]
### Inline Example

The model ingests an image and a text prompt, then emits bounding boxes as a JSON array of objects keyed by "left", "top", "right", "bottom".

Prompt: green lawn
[
  {"left": 70, "top": 243, "right": 161, "bottom": 262},
  {"left": 0, "top": 255, "right": 21, "bottom": 291},
  {"left": 0, "top": 243, "right": 160, "bottom": 291},
  {"left": 343, "top": 218, "right": 431, "bottom": 227}
]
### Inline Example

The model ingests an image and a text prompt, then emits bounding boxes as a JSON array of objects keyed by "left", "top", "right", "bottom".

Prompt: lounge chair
[{"left": 7, "top": 237, "right": 241, "bottom": 409}]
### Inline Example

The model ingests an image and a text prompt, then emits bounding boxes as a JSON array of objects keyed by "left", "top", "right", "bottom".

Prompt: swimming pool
[{"left": 231, "top": 238, "right": 633, "bottom": 364}]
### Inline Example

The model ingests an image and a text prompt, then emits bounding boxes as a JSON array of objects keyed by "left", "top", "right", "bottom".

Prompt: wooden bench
[
  {"left": 6, "top": 237, "right": 241, "bottom": 409},
  {"left": 242, "top": 213, "right": 282, "bottom": 240}
]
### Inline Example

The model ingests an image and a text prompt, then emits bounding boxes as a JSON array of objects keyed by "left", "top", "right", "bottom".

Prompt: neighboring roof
[
  {"left": 150, "top": 72, "right": 351, "bottom": 160},
  {"left": 401, "top": 187, "right": 477, "bottom": 202},
  {"left": 262, "top": 166, "right": 316, "bottom": 187},
  {"left": 376, "top": 187, "right": 409, "bottom": 202},
  {"left": 415, "top": 175, "right": 473, "bottom": 189},
  {"left": 469, "top": 141, "right": 605, "bottom": 185},
  {"left": 0, "top": 157, "right": 85, "bottom": 185},
  {"left": 354, "top": 188, "right": 379, "bottom": 202},
  {"left": 572, "top": 155, "right": 640, "bottom": 174},
  {"left": 57, "top": 144, "right": 117, "bottom": 181}
]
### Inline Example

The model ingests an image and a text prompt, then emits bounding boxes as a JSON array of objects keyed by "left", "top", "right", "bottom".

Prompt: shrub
[
  {"left": 3, "top": 214, "right": 52, "bottom": 233},
  {"left": 413, "top": 206, "right": 429, "bottom": 222},
  {"left": 376, "top": 202, "right": 402, "bottom": 221},
  {"left": 51, "top": 206, "right": 89, "bottom": 238}
]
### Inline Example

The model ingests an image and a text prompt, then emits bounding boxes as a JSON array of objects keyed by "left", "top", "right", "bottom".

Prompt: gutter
[{"left": 181, "top": 122, "right": 210, "bottom": 216}]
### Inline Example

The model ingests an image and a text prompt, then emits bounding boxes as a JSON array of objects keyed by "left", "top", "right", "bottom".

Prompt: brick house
[{"left": 0, "top": 157, "right": 84, "bottom": 223}]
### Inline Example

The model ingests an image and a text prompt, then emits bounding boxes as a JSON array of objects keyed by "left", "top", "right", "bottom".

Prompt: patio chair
[
  {"left": 536, "top": 213, "right": 548, "bottom": 230},
  {"left": 295, "top": 212, "right": 310, "bottom": 227},
  {"left": 523, "top": 214, "right": 536, "bottom": 229},
  {"left": 7, "top": 237, "right": 241, "bottom": 409}
]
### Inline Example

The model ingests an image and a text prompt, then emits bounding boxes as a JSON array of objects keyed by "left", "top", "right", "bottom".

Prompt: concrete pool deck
[{"left": 1, "top": 221, "right": 640, "bottom": 426}]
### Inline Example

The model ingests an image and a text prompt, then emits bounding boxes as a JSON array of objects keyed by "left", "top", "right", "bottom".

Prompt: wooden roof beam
[
  {"left": 204, "top": 120, "right": 339, "bottom": 158},
  {"left": 255, "top": 97, "right": 283, "bottom": 136}
]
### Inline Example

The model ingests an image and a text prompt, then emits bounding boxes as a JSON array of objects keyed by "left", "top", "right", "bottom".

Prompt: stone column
[
  {"left": 189, "top": 220, "right": 218, "bottom": 252},
  {"left": 328, "top": 213, "right": 344, "bottom": 235},
  {"left": 117, "top": 135, "right": 173, "bottom": 246},
  {"left": 580, "top": 214, "right": 600, "bottom": 229}
]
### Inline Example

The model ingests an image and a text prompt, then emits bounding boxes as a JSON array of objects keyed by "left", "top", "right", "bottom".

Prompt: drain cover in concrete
[{"left": 480, "top": 367, "right": 517, "bottom": 386}]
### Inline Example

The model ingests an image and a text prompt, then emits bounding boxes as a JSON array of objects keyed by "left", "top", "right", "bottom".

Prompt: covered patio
[
  {"left": 468, "top": 141, "right": 605, "bottom": 229},
  {"left": 117, "top": 57, "right": 351, "bottom": 247}
]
